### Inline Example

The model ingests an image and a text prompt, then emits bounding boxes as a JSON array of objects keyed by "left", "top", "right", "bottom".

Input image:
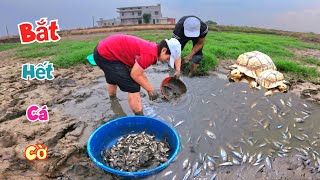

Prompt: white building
[
  {"left": 96, "top": 18, "right": 121, "bottom": 27},
  {"left": 97, "top": 4, "right": 175, "bottom": 27}
]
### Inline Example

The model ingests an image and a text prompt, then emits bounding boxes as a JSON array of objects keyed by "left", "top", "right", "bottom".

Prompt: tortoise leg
[
  {"left": 264, "top": 90, "right": 274, "bottom": 96},
  {"left": 249, "top": 80, "right": 258, "bottom": 89}
]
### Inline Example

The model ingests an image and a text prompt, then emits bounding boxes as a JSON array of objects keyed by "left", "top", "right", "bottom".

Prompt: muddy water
[{"left": 57, "top": 66, "right": 320, "bottom": 179}]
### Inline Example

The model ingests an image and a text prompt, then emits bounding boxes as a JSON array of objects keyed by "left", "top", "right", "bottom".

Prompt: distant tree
[
  {"left": 143, "top": 13, "right": 151, "bottom": 24},
  {"left": 206, "top": 20, "right": 217, "bottom": 25}
]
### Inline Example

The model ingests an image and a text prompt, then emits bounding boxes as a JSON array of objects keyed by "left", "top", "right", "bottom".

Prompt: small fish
[
  {"left": 263, "top": 121, "right": 270, "bottom": 129},
  {"left": 257, "top": 164, "right": 265, "bottom": 172},
  {"left": 255, "top": 157, "right": 264, "bottom": 164},
  {"left": 203, "top": 161, "right": 207, "bottom": 170},
  {"left": 280, "top": 99, "right": 285, "bottom": 107},
  {"left": 172, "top": 175, "right": 177, "bottom": 180},
  {"left": 251, "top": 102, "right": 257, "bottom": 109},
  {"left": 206, "top": 101, "right": 210, "bottom": 104},
  {"left": 282, "top": 132, "right": 288, "bottom": 139},
  {"left": 267, "top": 115, "right": 273, "bottom": 120},
  {"left": 226, "top": 143, "right": 235, "bottom": 150},
  {"left": 253, "top": 162, "right": 260, "bottom": 166},
  {"left": 257, "top": 152, "right": 262, "bottom": 160},
  {"left": 207, "top": 161, "right": 215, "bottom": 171},
  {"left": 232, "top": 158, "right": 240, "bottom": 165},
  {"left": 293, "top": 135, "right": 304, "bottom": 141},
  {"left": 174, "top": 120, "right": 185, "bottom": 128},
  {"left": 207, "top": 155, "right": 216, "bottom": 163},
  {"left": 163, "top": 171, "right": 173, "bottom": 177},
  {"left": 276, "top": 124, "right": 284, "bottom": 129},
  {"left": 187, "top": 137, "right": 192, "bottom": 143},
  {"left": 202, "top": 99, "right": 205, "bottom": 104},
  {"left": 266, "top": 156, "right": 272, "bottom": 169},
  {"left": 232, "top": 151, "right": 242, "bottom": 159},
  {"left": 301, "top": 111, "right": 310, "bottom": 116},
  {"left": 219, "top": 162, "right": 233, "bottom": 166},
  {"left": 247, "top": 139, "right": 254, "bottom": 146},
  {"left": 196, "top": 135, "right": 202, "bottom": 144},
  {"left": 258, "top": 143, "right": 267, "bottom": 148},
  {"left": 248, "top": 155, "right": 255, "bottom": 163},
  {"left": 295, "top": 118, "right": 304, "bottom": 123},
  {"left": 303, "top": 103, "right": 308, "bottom": 108},
  {"left": 193, "top": 167, "right": 202, "bottom": 177},
  {"left": 192, "top": 162, "right": 199, "bottom": 173},
  {"left": 302, "top": 134, "right": 309, "bottom": 138},
  {"left": 285, "top": 126, "right": 289, "bottom": 133},
  {"left": 211, "top": 93, "right": 216, "bottom": 97},
  {"left": 220, "top": 148, "right": 227, "bottom": 162},
  {"left": 211, "top": 173, "right": 217, "bottom": 180},
  {"left": 242, "top": 154, "right": 247, "bottom": 164},
  {"left": 288, "top": 131, "right": 292, "bottom": 139},
  {"left": 183, "top": 159, "right": 189, "bottom": 169},
  {"left": 206, "top": 130, "right": 216, "bottom": 139},
  {"left": 271, "top": 105, "right": 277, "bottom": 114},
  {"left": 183, "top": 169, "right": 191, "bottom": 180}
]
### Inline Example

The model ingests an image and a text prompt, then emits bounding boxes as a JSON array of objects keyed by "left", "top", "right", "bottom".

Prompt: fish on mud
[
  {"left": 183, "top": 159, "right": 189, "bottom": 169},
  {"left": 220, "top": 148, "right": 227, "bottom": 162},
  {"left": 183, "top": 169, "right": 191, "bottom": 180},
  {"left": 257, "top": 164, "right": 265, "bottom": 172},
  {"left": 208, "top": 161, "right": 215, "bottom": 171},
  {"left": 266, "top": 156, "right": 272, "bottom": 169},
  {"left": 163, "top": 171, "right": 173, "bottom": 177},
  {"left": 219, "top": 162, "right": 233, "bottom": 166},
  {"left": 174, "top": 120, "right": 185, "bottom": 128},
  {"left": 193, "top": 167, "right": 202, "bottom": 177},
  {"left": 232, "top": 158, "right": 240, "bottom": 165},
  {"left": 232, "top": 151, "right": 242, "bottom": 159},
  {"left": 206, "top": 130, "right": 216, "bottom": 139}
]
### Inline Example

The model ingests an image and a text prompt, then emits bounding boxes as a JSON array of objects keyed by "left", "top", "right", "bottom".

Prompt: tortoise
[
  {"left": 256, "top": 69, "right": 290, "bottom": 96},
  {"left": 227, "top": 51, "right": 277, "bottom": 88}
]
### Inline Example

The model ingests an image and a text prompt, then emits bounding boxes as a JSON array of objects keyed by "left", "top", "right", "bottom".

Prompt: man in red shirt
[{"left": 94, "top": 34, "right": 181, "bottom": 115}]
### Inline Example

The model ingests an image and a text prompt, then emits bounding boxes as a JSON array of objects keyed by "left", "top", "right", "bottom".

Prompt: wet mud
[{"left": 0, "top": 48, "right": 320, "bottom": 180}]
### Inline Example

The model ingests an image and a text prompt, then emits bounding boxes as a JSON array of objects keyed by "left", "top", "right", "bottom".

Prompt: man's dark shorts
[{"left": 94, "top": 47, "right": 140, "bottom": 93}]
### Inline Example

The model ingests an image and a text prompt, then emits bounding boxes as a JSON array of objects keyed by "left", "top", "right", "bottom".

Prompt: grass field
[{"left": 1, "top": 29, "right": 319, "bottom": 80}]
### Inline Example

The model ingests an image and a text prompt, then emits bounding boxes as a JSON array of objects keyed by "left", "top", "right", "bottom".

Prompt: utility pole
[
  {"left": 92, "top": 16, "right": 95, "bottom": 27},
  {"left": 6, "top": 25, "right": 9, "bottom": 37}
]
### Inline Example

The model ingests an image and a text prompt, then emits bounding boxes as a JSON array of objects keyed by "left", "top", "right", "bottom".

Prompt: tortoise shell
[
  {"left": 231, "top": 51, "right": 277, "bottom": 79},
  {"left": 257, "top": 69, "right": 286, "bottom": 89}
]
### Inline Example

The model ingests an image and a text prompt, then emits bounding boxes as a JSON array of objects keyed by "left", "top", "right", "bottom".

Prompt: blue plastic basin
[{"left": 87, "top": 116, "right": 180, "bottom": 178}]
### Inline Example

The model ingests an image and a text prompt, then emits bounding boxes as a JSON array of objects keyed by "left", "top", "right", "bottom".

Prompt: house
[
  {"left": 97, "top": 4, "right": 175, "bottom": 27},
  {"left": 96, "top": 18, "right": 121, "bottom": 27}
]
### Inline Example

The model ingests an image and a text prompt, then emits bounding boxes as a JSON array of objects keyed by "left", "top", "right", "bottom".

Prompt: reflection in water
[{"left": 110, "top": 97, "right": 127, "bottom": 118}]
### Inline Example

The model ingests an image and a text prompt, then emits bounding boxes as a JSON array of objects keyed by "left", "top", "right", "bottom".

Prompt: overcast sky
[{"left": 1, "top": 0, "right": 319, "bottom": 37}]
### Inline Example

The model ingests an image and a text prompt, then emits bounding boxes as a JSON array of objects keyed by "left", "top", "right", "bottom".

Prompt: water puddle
[{"left": 57, "top": 66, "right": 320, "bottom": 179}]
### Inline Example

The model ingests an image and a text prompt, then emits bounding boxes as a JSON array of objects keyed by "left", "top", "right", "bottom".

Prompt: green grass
[
  {"left": 0, "top": 43, "right": 20, "bottom": 51},
  {"left": 0, "top": 29, "right": 319, "bottom": 79},
  {"left": 301, "top": 57, "right": 320, "bottom": 66},
  {"left": 273, "top": 58, "right": 318, "bottom": 79}
]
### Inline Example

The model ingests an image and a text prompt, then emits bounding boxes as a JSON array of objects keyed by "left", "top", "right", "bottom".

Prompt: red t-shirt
[{"left": 97, "top": 34, "right": 158, "bottom": 69}]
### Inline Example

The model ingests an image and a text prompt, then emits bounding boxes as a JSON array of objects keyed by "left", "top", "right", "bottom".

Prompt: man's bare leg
[
  {"left": 189, "top": 63, "right": 199, "bottom": 77},
  {"left": 128, "top": 92, "right": 143, "bottom": 115},
  {"left": 107, "top": 84, "right": 117, "bottom": 98}
]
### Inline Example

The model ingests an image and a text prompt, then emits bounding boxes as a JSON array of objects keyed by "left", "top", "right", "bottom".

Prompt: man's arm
[
  {"left": 173, "top": 56, "right": 181, "bottom": 79},
  {"left": 185, "top": 37, "right": 206, "bottom": 61},
  {"left": 130, "top": 62, "right": 154, "bottom": 93}
]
